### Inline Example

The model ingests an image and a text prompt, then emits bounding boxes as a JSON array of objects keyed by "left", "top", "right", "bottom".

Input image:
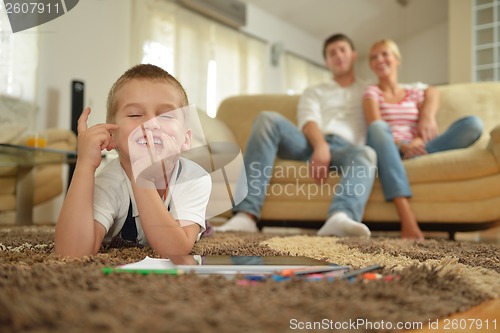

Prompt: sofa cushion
[
  {"left": 403, "top": 147, "right": 499, "bottom": 182},
  {"left": 436, "top": 82, "right": 500, "bottom": 135},
  {"left": 489, "top": 125, "right": 500, "bottom": 168},
  {"left": 0, "top": 94, "right": 34, "bottom": 144},
  {"left": 0, "top": 124, "right": 28, "bottom": 143},
  {"left": 364, "top": 194, "right": 500, "bottom": 223},
  {"left": 0, "top": 195, "right": 15, "bottom": 211},
  {"left": 270, "top": 146, "right": 498, "bottom": 185},
  {"left": 217, "top": 94, "right": 300, "bottom": 153},
  {"left": 0, "top": 178, "right": 15, "bottom": 195}
]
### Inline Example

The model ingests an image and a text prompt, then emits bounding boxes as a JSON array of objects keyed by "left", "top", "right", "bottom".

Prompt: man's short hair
[{"left": 323, "top": 33, "right": 356, "bottom": 58}]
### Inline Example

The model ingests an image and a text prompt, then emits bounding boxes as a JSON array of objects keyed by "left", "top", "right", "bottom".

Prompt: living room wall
[
  {"left": 449, "top": 0, "right": 473, "bottom": 83},
  {"left": 242, "top": 3, "right": 324, "bottom": 93},
  {"left": 356, "top": 21, "right": 449, "bottom": 86}
]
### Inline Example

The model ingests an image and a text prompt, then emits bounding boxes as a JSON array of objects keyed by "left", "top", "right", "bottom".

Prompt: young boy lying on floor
[{"left": 55, "top": 64, "right": 211, "bottom": 258}]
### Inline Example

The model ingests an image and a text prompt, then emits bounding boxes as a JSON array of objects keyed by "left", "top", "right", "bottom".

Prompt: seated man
[{"left": 216, "top": 33, "right": 376, "bottom": 237}]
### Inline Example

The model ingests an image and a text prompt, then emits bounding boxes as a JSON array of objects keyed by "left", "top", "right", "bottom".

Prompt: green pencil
[{"left": 102, "top": 267, "right": 184, "bottom": 275}]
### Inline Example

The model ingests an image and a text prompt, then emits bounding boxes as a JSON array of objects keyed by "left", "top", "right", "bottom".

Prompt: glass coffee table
[{"left": 0, "top": 143, "right": 77, "bottom": 225}]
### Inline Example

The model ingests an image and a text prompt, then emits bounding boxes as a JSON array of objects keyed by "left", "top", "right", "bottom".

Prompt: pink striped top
[{"left": 364, "top": 85, "right": 424, "bottom": 142}]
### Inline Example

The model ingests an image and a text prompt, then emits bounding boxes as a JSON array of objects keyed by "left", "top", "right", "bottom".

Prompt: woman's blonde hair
[{"left": 371, "top": 39, "right": 402, "bottom": 62}]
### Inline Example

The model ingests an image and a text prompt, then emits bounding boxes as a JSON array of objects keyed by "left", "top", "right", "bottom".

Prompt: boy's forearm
[
  {"left": 131, "top": 184, "right": 195, "bottom": 257},
  {"left": 54, "top": 164, "right": 99, "bottom": 257}
]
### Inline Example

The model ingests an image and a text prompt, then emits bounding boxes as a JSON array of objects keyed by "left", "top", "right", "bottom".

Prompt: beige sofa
[
  {"left": 213, "top": 82, "right": 500, "bottom": 238},
  {"left": 0, "top": 95, "right": 77, "bottom": 224}
]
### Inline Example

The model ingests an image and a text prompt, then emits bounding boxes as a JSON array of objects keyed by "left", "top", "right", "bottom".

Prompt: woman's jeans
[
  {"left": 366, "top": 116, "right": 483, "bottom": 201},
  {"left": 234, "top": 111, "right": 377, "bottom": 222}
]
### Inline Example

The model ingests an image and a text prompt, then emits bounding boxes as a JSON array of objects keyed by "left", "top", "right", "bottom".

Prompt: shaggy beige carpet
[{"left": 0, "top": 226, "right": 498, "bottom": 333}]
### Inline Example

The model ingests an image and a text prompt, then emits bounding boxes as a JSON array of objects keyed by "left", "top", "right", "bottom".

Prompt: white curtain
[
  {"left": 284, "top": 52, "right": 330, "bottom": 95},
  {"left": 0, "top": 8, "right": 38, "bottom": 101},
  {"left": 132, "top": 0, "right": 266, "bottom": 117}
]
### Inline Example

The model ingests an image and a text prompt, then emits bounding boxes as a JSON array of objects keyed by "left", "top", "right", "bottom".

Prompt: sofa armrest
[
  {"left": 43, "top": 128, "right": 77, "bottom": 151},
  {"left": 0, "top": 128, "right": 77, "bottom": 178},
  {"left": 488, "top": 124, "right": 500, "bottom": 168},
  {"left": 197, "top": 110, "right": 236, "bottom": 146}
]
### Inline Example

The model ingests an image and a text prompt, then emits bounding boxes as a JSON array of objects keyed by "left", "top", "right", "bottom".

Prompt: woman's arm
[
  {"left": 417, "top": 86, "right": 440, "bottom": 142},
  {"left": 54, "top": 108, "right": 116, "bottom": 257},
  {"left": 363, "top": 96, "right": 382, "bottom": 125}
]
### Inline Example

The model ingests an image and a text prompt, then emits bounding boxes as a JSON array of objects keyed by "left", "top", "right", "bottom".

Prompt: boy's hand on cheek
[
  {"left": 130, "top": 129, "right": 181, "bottom": 189},
  {"left": 76, "top": 107, "right": 118, "bottom": 170}
]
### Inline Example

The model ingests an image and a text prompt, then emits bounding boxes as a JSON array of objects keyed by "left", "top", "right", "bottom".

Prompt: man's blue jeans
[
  {"left": 234, "top": 111, "right": 377, "bottom": 222},
  {"left": 366, "top": 116, "right": 483, "bottom": 201}
]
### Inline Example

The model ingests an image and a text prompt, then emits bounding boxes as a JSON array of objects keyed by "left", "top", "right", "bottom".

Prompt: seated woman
[{"left": 363, "top": 39, "right": 483, "bottom": 240}]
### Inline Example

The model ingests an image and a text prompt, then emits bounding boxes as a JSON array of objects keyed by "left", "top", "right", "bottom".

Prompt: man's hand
[
  {"left": 302, "top": 122, "right": 331, "bottom": 183},
  {"left": 309, "top": 143, "right": 331, "bottom": 183},
  {"left": 76, "top": 107, "right": 117, "bottom": 170}
]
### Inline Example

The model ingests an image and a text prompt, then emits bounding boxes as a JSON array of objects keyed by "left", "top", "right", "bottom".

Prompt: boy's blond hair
[
  {"left": 371, "top": 39, "right": 402, "bottom": 62},
  {"left": 106, "top": 64, "right": 189, "bottom": 123}
]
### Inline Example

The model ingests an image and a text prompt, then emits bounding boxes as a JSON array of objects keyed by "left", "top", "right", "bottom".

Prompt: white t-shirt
[
  {"left": 93, "top": 157, "right": 211, "bottom": 245},
  {"left": 297, "top": 79, "right": 368, "bottom": 146}
]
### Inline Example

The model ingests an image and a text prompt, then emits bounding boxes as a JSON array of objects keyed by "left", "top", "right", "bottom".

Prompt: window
[
  {"left": 473, "top": 0, "right": 500, "bottom": 81},
  {"left": 0, "top": 4, "right": 38, "bottom": 101},
  {"left": 284, "top": 52, "right": 330, "bottom": 95},
  {"left": 132, "top": 0, "right": 266, "bottom": 117}
]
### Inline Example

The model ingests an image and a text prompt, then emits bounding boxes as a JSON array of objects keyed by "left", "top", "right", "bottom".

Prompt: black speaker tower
[{"left": 68, "top": 80, "right": 85, "bottom": 186}]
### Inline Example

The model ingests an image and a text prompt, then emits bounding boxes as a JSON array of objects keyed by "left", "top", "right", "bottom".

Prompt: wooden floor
[
  {"left": 454, "top": 225, "right": 500, "bottom": 244},
  {"left": 375, "top": 226, "right": 500, "bottom": 332},
  {"left": 409, "top": 298, "right": 499, "bottom": 333},
  {"left": 411, "top": 226, "right": 499, "bottom": 333},
  {"left": 260, "top": 224, "right": 500, "bottom": 244}
]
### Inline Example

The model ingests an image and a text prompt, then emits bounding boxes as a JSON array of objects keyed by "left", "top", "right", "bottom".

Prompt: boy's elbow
[
  {"left": 156, "top": 243, "right": 193, "bottom": 259},
  {"left": 55, "top": 248, "right": 97, "bottom": 259},
  {"left": 54, "top": 240, "right": 98, "bottom": 259}
]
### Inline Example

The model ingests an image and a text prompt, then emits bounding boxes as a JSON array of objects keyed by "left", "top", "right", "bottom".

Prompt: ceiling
[{"left": 242, "top": 0, "right": 448, "bottom": 57}]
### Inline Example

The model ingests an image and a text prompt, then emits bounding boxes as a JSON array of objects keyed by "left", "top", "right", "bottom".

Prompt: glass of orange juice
[{"left": 25, "top": 132, "right": 48, "bottom": 148}]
